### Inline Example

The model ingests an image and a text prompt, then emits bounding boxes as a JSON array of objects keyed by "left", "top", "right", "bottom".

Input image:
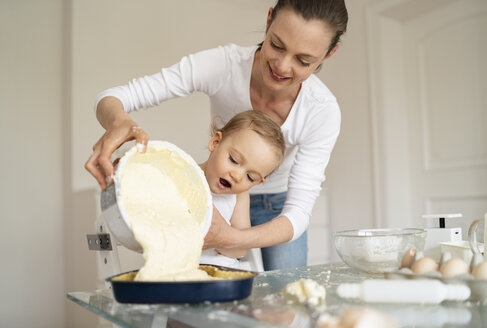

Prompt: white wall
[
  {"left": 320, "top": 0, "right": 377, "bottom": 236},
  {"left": 0, "top": 1, "right": 378, "bottom": 326},
  {"left": 71, "top": 0, "right": 274, "bottom": 191},
  {"left": 0, "top": 0, "right": 65, "bottom": 327}
]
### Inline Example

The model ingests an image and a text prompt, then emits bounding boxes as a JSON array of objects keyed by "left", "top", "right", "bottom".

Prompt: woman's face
[{"left": 259, "top": 8, "right": 336, "bottom": 92}]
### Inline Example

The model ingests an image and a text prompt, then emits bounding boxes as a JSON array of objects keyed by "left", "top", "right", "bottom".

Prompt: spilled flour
[{"left": 120, "top": 147, "right": 211, "bottom": 281}]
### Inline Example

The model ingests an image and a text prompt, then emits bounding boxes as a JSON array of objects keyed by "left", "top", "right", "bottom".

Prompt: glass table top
[{"left": 68, "top": 262, "right": 487, "bottom": 327}]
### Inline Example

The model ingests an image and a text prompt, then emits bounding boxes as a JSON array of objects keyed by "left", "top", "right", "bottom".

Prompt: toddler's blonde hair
[{"left": 212, "top": 110, "right": 285, "bottom": 164}]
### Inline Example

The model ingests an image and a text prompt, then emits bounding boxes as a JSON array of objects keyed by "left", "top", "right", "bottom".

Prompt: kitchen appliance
[{"left": 423, "top": 213, "right": 463, "bottom": 261}]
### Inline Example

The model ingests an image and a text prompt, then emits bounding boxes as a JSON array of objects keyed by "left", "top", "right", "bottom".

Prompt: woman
[{"left": 86, "top": 0, "right": 348, "bottom": 270}]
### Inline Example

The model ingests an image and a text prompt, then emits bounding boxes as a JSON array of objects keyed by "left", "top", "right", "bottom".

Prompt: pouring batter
[{"left": 121, "top": 159, "right": 209, "bottom": 281}]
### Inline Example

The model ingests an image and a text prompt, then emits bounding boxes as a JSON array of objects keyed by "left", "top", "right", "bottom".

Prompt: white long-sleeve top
[{"left": 95, "top": 43, "right": 341, "bottom": 241}]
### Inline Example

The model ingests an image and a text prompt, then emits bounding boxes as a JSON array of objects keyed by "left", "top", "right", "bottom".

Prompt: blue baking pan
[{"left": 107, "top": 265, "right": 257, "bottom": 304}]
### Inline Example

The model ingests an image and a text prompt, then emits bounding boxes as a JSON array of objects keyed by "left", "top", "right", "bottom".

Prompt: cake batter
[{"left": 120, "top": 152, "right": 210, "bottom": 281}]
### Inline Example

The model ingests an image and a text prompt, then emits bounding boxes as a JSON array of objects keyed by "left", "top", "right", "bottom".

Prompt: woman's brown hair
[{"left": 269, "top": 0, "right": 348, "bottom": 57}]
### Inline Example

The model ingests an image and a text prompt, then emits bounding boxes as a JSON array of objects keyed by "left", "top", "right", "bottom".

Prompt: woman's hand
[{"left": 85, "top": 97, "right": 149, "bottom": 189}]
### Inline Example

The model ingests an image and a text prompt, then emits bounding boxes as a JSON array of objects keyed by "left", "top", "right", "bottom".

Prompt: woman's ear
[
  {"left": 208, "top": 131, "right": 223, "bottom": 152},
  {"left": 266, "top": 7, "right": 273, "bottom": 30},
  {"left": 325, "top": 45, "right": 339, "bottom": 59}
]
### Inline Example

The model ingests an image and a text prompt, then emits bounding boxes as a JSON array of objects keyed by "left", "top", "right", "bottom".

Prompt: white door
[{"left": 366, "top": 0, "right": 487, "bottom": 236}]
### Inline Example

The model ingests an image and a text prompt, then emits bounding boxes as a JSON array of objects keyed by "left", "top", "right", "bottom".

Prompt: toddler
[{"left": 199, "top": 110, "right": 285, "bottom": 268}]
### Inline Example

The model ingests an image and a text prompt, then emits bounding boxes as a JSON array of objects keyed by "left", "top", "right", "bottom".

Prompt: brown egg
[
  {"left": 472, "top": 262, "right": 487, "bottom": 279},
  {"left": 400, "top": 248, "right": 416, "bottom": 268},
  {"left": 411, "top": 257, "right": 438, "bottom": 274},
  {"left": 439, "top": 258, "right": 469, "bottom": 277}
]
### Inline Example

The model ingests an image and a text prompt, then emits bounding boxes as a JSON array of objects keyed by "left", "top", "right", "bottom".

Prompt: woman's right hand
[{"left": 85, "top": 97, "right": 150, "bottom": 190}]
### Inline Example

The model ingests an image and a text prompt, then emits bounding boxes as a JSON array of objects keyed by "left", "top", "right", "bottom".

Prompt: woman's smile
[{"left": 268, "top": 63, "right": 290, "bottom": 82}]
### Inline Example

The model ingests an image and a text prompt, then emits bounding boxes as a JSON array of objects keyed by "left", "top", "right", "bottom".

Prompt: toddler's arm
[{"left": 214, "top": 191, "right": 250, "bottom": 258}]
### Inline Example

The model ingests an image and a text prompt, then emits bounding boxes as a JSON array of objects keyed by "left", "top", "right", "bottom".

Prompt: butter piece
[{"left": 282, "top": 278, "right": 326, "bottom": 306}]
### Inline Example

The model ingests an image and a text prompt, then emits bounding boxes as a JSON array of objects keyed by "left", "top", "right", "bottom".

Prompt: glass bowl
[{"left": 333, "top": 228, "right": 426, "bottom": 274}]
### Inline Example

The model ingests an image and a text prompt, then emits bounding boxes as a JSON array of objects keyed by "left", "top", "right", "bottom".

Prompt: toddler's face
[{"left": 205, "top": 129, "right": 280, "bottom": 194}]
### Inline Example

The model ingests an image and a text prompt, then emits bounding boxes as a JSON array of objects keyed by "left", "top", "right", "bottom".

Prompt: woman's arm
[
  {"left": 86, "top": 46, "right": 230, "bottom": 188},
  {"left": 85, "top": 96, "right": 149, "bottom": 189},
  {"left": 214, "top": 191, "right": 251, "bottom": 258},
  {"left": 279, "top": 103, "right": 341, "bottom": 241}
]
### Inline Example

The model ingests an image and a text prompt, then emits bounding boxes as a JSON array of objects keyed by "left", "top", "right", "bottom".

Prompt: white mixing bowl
[{"left": 100, "top": 140, "right": 213, "bottom": 252}]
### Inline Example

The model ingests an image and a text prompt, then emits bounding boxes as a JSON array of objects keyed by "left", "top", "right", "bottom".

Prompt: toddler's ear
[{"left": 208, "top": 131, "right": 223, "bottom": 152}]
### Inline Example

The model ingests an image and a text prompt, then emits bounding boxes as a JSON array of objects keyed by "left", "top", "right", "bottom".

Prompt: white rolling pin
[{"left": 337, "top": 279, "right": 470, "bottom": 304}]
